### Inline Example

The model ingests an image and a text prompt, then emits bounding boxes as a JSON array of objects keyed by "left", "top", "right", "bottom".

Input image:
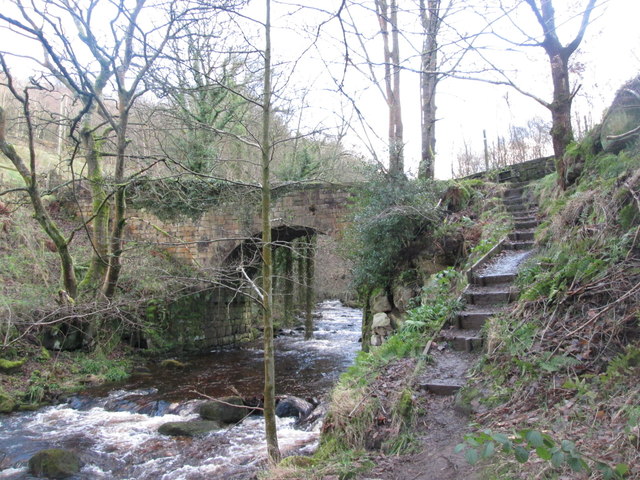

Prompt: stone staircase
[{"left": 418, "top": 182, "right": 539, "bottom": 396}]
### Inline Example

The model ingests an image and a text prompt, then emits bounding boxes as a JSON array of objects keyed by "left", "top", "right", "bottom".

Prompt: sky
[
  {"left": 261, "top": 0, "right": 640, "bottom": 179},
  {"left": 1, "top": 0, "right": 638, "bottom": 180}
]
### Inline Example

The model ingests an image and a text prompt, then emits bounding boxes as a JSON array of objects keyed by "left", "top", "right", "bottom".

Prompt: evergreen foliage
[{"left": 343, "top": 175, "right": 445, "bottom": 293}]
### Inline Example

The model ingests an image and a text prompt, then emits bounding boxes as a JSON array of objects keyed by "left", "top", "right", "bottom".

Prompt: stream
[{"left": 0, "top": 300, "right": 362, "bottom": 479}]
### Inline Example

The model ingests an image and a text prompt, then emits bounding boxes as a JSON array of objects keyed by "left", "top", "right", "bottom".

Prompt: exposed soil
[{"left": 357, "top": 392, "right": 480, "bottom": 480}]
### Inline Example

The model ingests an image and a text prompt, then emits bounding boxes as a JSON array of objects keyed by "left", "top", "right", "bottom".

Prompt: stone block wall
[
  {"left": 164, "top": 286, "right": 258, "bottom": 350},
  {"left": 74, "top": 184, "right": 352, "bottom": 268}
]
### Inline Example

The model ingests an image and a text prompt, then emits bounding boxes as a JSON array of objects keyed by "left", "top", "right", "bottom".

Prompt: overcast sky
[
  {"left": 1, "top": 0, "right": 637, "bottom": 179},
  {"left": 262, "top": 0, "right": 640, "bottom": 178}
]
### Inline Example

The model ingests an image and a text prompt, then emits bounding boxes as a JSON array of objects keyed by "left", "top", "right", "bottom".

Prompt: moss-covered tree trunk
[
  {"left": 282, "top": 246, "right": 294, "bottom": 324},
  {"left": 296, "top": 238, "right": 306, "bottom": 309},
  {"left": 77, "top": 127, "right": 109, "bottom": 293},
  {"left": 523, "top": 0, "right": 597, "bottom": 189},
  {"left": 102, "top": 46, "right": 135, "bottom": 298},
  {"left": 376, "top": 0, "right": 404, "bottom": 178},
  {"left": 418, "top": 0, "right": 441, "bottom": 180}
]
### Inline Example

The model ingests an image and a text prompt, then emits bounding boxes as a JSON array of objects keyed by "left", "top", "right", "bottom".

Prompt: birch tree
[{"left": 0, "top": 0, "right": 201, "bottom": 297}]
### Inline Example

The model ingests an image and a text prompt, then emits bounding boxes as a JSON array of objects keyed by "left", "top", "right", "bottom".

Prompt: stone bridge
[{"left": 122, "top": 183, "right": 353, "bottom": 268}]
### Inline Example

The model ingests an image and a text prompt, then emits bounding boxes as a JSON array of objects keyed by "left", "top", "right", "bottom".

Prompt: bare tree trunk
[
  {"left": 418, "top": 0, "right": 440, "bottom": 180},
  {"left": 261, "top": 0, "right": 281, "bottom": 464},
  {"left": 377, "top": 0, "right": 404, "bottom": 178},
  {"left": 547, "top": 49, "right": 573, "bottom": 188},
  {"left": 523, "top": 0, "right": 597, "bottom": 188},
  {"left": 360, "top": 289, "right": 372, "bottom": 353},
  {"left": 102, "top": 97, "right": 130, "bottom": 298},
  {"left": 304, "top": 236, "right": 315, "bottom": 341}
]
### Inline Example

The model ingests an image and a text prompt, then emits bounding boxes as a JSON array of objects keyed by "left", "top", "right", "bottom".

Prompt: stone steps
[
  {"left": 439, "top": 327, "right": 483, "bottom": 352},
  {"left": 472, "top": 273, "right": 516, "bottom": 286},
  {"left": 509, "top": 230, "right": 535, "bottom": 242},
  {"left": 423, "top": 179, "right": 542, "bottom": 393},
  {"left": 418, "top": 350, "right": 477, "bottom": 396},
  {"left": 503, "top": 186, "right": 527, "bottom": 198},
  {"left": 515, "top": 219, "right": 539, "bottom": 229},
  {"left": 504, "top": 240, "right": 535, "bottom": 251},
  {"left": 506, "top": 203, "right": 538, "bottom": 213},
  {"left": 464, "top": 285, "right": 519, "bottom": 305},
  {"left": 457, "top": 306, "right": 502, "bottom": 330},
  {"left": 419, "top": 379, "right": 464, "bottom": 396}
]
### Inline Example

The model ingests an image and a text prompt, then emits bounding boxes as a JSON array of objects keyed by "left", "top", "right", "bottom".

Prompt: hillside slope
[{"left": 267, "top": 103, "right": 640, "bottom": 479}]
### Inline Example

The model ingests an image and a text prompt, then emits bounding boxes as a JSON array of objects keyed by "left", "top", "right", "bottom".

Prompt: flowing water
[{"left": 0, "top": 300, "right": 362, "bottom": 479}]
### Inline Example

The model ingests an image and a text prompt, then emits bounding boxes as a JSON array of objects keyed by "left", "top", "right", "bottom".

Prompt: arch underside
[{"left": 223, "top": 225, "right": 321, "bottom": 268}]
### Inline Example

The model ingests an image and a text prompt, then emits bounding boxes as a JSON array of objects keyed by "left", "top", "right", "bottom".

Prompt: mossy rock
[
  {"left": 601, "top": 76, "right": 640, "bottom": 153},
  {"left": 199, "top": 396, "right": 246, "bottom": 424},
  {"left": 159, "top": 359, "right": 187, "bottom": 369},
  {"left": 158, "top": 420, "right": 221, "bottom": 437},
  {"left": 0, "top": 358, "right": 25, "bottom": 373},
  {"left": 0, "top": 390, "right": 16, "bottom": 413},
  {"left": 28, "top": 449, "right": 80, "bottom": 479},
  {"left": 38, "top": 347, "right": 52, "bottom": 361},
  {"left": 279, "top": 455, "right": 315, "bottom": 468}
]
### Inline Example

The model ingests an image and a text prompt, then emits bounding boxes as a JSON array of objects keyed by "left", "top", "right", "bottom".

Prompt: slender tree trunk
[
  {"left": 547, "top": 50, "right": 573, "bottom": 189},
  {"left": 102, "top": 98, "right": 129, "bottom": 298},
  {"left": 76, "top": 83, "right": 111, "bottom": 299},
  {"left": 304, "top": 236, "right": 315, "bottom": 340},
  {"left": 377, "top": 0, "right": 404, "bottom": 178},
  {"left": 296, "top": 238, "right": 305, "bottom": 308},
  {"left": 523, "top": 0, "right": 597, "bottom": 189},
  {"left": 418, "top": 0, "right": 440, "bottom": 180},
  {"left": 283, "top": 247, "right": 294, "bottom": 324},
  {"left": 360, "top": 289, "right": 373, "bottom": 353},
  {"left": 261, "top": 0, "right": 280, "bottom": 464}
]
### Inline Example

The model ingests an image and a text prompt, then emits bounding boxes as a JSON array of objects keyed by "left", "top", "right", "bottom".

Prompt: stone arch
[{"left": 222, "top": 225, "right": 322, "bottom": 267}]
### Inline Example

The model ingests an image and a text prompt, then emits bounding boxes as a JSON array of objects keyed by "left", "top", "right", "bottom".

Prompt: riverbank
[
  {"left": 0, "top": 344, "right": 133, "bottom": 413},
  {"left": 0, "top": 301, "right": 363, "bottom": 478}
]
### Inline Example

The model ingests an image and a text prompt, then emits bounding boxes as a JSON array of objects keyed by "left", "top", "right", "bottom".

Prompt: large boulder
[
  {"left": 275, "top": 396, "right": 313, "bottom": 419},
  {"left": 28, "top": 449, "right": 80, "bottom": 479},
  {"left": 158, "top": 420, "right": 221, "bottom": 437},
  {"left": 372, "top": 312, "right": 390, "bottom": 329},
  {"left": 0, "top": 389, "right": 15, "bottom": 413},
  {"left": 388, "top": 311, "right": 406, "bottom": 330},
  {"left": 372, "top": 312, "right": 394, "bottom": 346},
  {"left": 296, "top": 401, "right": 328, "bottom": 429},
  {"left": 370, "top": 291, "right": 392, "bottom": 313},
  {"left": 199, "top": 396, "right": 246, "bottom": 424},
  {"left": 601, "top": 76, "right": 640, "bottom": 153},
  {"left": 392, "top": 285, "right": 417, "bottom": 313}
]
